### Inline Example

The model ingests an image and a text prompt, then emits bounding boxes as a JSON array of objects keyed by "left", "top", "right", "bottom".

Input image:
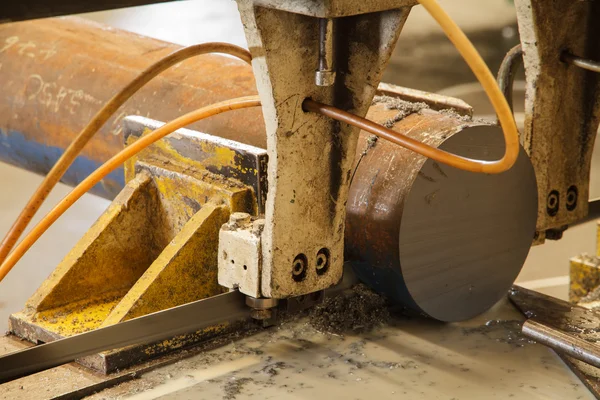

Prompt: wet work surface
[
  {"left": 80, "top": 303, "right": 590, "bottom": 399},
  {"left": 62, "top": 293, "right": 592, "bottom": 399},
  {"left": 0, "top": 289, "right": 594, "bottom": 399}
]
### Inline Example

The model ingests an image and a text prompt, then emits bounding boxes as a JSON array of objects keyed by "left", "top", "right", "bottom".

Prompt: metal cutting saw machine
[{"left": 0, "top": 0, "right": 600, "bottom": 398}]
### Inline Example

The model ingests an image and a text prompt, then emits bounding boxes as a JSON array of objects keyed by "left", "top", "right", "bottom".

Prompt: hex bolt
[
  {"left": 229, "top": 212, "right": 251, "bottom": 227},
  {"left": 246, "top": 296, "right": 279, "bottom": 310},
  {"left": 246, "top": 296, "right": 279, "bottom": 323},
  {"left": 315, "top": 18, "right": 336, "bottom": 87},
  {"left": 250, "top": 308, "right": 273, "bottom": 321}
]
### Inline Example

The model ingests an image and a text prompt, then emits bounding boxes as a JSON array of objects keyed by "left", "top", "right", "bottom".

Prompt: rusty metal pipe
[
  {"left": 0, "top": 17, "right": 265, "bottom": 198},
  {"left": 0, "top": 17, "right": 538, "bottom": 321}
]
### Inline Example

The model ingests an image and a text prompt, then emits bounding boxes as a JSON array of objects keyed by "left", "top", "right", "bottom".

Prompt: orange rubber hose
[
  {"left": 413, "top": 0, "right": 519, "bottom": 173},
  {"left": 304, "top": 0, "right": 521, "bottom": 175},
  {"left": 0, "top": 43, "right": 252, "bottom": 265},
  {"left": 0, "top": 96, "right": 261, "bottom": 283}
]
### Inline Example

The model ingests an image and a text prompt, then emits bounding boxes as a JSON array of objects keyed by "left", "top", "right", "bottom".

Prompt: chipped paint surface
[
  {"left": 515, "top": 0, "right": 600, "bottom": 233},
  {"left": 29, "top": 291, "right": 124, "bottom": 336},
  {"left": 141, "top": 323, "right": 230, "bottom": 357},
  {"left": 238, "top": 1, "right": 410, "bottom": 299},
  {"left": 0, "top": 129, "right": 125, "bottom": 198},
  {"left": 10, "top": 126, "right": 259, "bottom": 372},
  {"left": 569, "top": 223, "right": 600, "bottom": 302},
  {"left": 0, "top": 16, "right": 265, "bottom": 201},
  {"left": 124, "top": 118, "right": 267, "bottom": 213},
  {"left": 125, "top": 128, "right": 244, "bottom": 181},
  {"left": 101, "top": 203, "right": 230, "bottom": 324}
]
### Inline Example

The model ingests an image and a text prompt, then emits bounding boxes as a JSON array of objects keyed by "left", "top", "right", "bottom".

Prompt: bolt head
[
  {"left": 292, "top": 260, "right": 306, "bottom": 276},
  {"left": 250, "top": 308, "right": 272, "bottom": 320},
  {"left": 229, "top": 212, "right": 251, "bottom": 226},
  {"left": 315, "top": 70, "right": 336, "bottom": 87}
]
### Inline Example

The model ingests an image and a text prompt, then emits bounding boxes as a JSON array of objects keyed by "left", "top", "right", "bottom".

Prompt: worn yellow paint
[
  {"left": 10, "top": 172, "right": 171, "bottom": 338},
  {"left": 201, "top": 140, "right": 238, "bottom": 170},
  {"left": 31, "top": 291, "right": 125, "bottom": 336},
  {"left": 102, "top": 202, "right": 229, "bottom": 325},
  {"left": 124, "top": 128, "right": 254, "bottom": 184},
  {"left": 13, "top": 173, "right": 251, "bottom": 338},
  {"left": 26, "top": 172, "right": 165, "bottom": 313},
  {"left": 11, "top": 130, "right": 258, "bottom": 369},
  {"left": 141, "top": 323, "right": 229, "bottom": 357},
  {"left": 569, "top": 255, "right": 600, "bottom": 302},
  {"left": 567, "top": 222, "right": 600, "bottom": 302}
]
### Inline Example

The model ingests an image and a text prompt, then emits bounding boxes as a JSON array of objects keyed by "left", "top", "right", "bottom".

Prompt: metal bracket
[
  {"left": 235, "top": 0, "right": 411, "bottom": 298},
  {"left": 124, "top": 116, "right": 268, "bottom": 213},
  {"left": 515, "top": 0, "right": 600, "bottom": 234},
  {"left": 9, "top": 117, "right": 266, "bottom": 373}
]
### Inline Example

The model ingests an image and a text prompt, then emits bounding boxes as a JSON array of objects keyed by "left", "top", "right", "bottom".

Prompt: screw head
[
  {"left": 292, "top": 254, "right": 308, "bottom": 282},
  {"left": 546, "top": 190, "right": 559, "bottom": 216},
  {"left": 292, "top": 259, "right": 306, "bottom": 276},
  {"left": 315, "top": 248, "right": 330, "bottom": 276},
  {"left": 250, "top": 309, "right": 272, "bottom": 320}
]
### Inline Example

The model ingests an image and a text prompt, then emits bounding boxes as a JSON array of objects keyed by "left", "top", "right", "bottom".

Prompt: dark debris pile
[{"left": 309, "top": 284, "right": 390, "bottom": 334}]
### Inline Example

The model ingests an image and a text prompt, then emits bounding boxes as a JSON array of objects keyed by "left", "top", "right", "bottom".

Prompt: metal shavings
[
  {"left": 462, "top": 320, "right": 536, "bottom": 347},
  {"left": 373, "top": 95, "right": 430, "bottom": 128},
  {"left": 309, "top": 284, "right": 390, "bottom": 334},
  {"left": 438, "top": 108, "right": 473, "bottom": 122},
  {"left": 222, "top": 377, "right": 253, "bottom": 400}
]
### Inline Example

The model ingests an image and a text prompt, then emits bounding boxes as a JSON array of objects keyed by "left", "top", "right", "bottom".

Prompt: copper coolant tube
[{"left": 0, "top": 17, "right": 537, "bottom": 321}]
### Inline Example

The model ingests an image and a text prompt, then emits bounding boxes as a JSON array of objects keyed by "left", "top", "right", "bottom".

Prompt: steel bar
[
  {"left": 509, "top": 285, "right": 600, "bottom": 342},
  {"left": 497, "top": 44, "right": 523, "bottom": 113},
  {"left": 315, "top": 18, "right": 336, "bottom": 86},
  {"left": 0, "top": 291, "right": 249, "bottom": 383},
  {"left": 523, "top": 319, "right": 600, "bottom": 369},
  {"left": 563, "top": 53, "right": 600, "bottom": 74},
  {"left": 509, "top": 285, "right": 600, "bottom": 398},
  {"left": 346, "top": 105, "right": 537, "bottom": 322}
]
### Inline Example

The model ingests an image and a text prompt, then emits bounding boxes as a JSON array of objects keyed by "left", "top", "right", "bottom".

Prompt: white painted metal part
[{"left": 218, "top": 213, "right": 265, "bottom": 298}]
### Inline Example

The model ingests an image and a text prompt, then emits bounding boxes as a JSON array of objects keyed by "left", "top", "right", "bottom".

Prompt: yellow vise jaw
[{"left": 9, "top": 116, "right": 267, "bottom": 373}]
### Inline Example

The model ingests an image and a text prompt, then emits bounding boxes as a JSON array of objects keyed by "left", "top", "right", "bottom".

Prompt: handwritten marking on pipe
[
  {"left": 0, "top": 37, "right": 18, "bottom": 54},
  {"left": 26, "top": 74, "right": 102, "bottom": 114},
  {"left": 16, "top": 41, "right": 36, "bottom": 57},
  {"left": 0, "top": 36, "right": 57, "bottom": 62},
  {"left": 22, "top": 71, "right": 145, "bottom": 135}
]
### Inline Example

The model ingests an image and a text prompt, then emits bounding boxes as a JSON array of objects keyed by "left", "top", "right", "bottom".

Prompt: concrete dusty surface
[{"left": 84, "top": 297, "right": 593, "bottom": 400}]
